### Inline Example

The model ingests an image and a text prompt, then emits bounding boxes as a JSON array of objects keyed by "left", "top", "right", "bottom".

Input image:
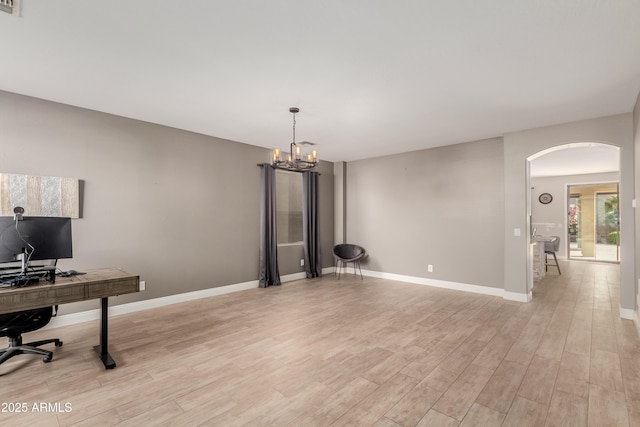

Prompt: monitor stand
[{"left": 16, "top": 251, "right": 28, "bottom": 275}]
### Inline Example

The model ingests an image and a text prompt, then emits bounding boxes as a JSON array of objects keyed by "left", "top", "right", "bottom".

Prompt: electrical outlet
[
  {"left": 300, "top": 259, "right": 304, "bottom": 266},
  {"left": 140, "top": 280, "right": 146, "bottom": 291},
  {"left": 428, "top": 265, "right": 433, "bottom": 273}
]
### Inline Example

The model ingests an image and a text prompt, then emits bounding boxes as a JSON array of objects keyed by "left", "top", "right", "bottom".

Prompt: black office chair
[
  {"left": 544, "top": 236, "right": 561, "bottom": 275},
  {"left": 0, "top": 306, "right": 63, "bottom": 365},
  {"left": 333, "top": 244, "right": 366, "bottom": 280}
]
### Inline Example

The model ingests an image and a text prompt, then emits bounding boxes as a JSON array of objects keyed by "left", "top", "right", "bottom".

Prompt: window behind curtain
[{"left": 276, "top": 170, "right": 303, "bottom": 244}]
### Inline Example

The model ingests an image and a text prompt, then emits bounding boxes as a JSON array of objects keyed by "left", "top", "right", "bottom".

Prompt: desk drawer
[
  {"left": 0, "top": 283, "right": 87, "bottom": 313},
  {"left": 85, "top": 277, "right": 139, "bottom": 299}
]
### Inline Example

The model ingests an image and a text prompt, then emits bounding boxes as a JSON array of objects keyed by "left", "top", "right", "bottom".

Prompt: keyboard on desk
[
  {"left": 0, "top": 276, "right": 40, "bottom": 287},
  {"left": 0, "top": 271, "right": 51, "bottom": 288},
  {"left": 0, "top": 265, "right": 56, "bottom": 288}
]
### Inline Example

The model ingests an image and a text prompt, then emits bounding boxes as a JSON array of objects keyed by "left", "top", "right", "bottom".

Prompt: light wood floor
[{"left": 1, "top": 261, "right": 639, "bottom": 426}]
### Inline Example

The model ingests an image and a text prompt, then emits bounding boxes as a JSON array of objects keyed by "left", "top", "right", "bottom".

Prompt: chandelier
[{"left": 271, "top": 107, "right": 318, "bottom": 172}]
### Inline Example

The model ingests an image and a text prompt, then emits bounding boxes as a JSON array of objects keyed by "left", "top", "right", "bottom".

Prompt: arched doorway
[
  {"left": 502, "top": 114, "right": 635, "bottom": 318},
  {"left": 526, "top": 143, "right": 620, "bottom": 294}
]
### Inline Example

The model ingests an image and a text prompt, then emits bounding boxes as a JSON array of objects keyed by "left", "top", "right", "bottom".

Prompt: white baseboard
[
  {"left": 279, "top": 267, "right": 333, "bottom": 282},
  {"left": 620, "top": 308, "right": 640, "bottom": 339},
  {"left": 45, "top": 267, "right": 336, "bottom": 330},
  {"left": 620, "top": 307, "right": 635, "bottom": 321},
  {"left": 45, "top": 280, "right": 260, "bottom": 330},
  {"left": 360, "top": 269, "right": 506, "bottom": 298},
  {"left": 619, "top": 307, "right": 640, "bottom": 339},
  {"left": 504, "top": 291, "right": 533, "bottom": 303}
]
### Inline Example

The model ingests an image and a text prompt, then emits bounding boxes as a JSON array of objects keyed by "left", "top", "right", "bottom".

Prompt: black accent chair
[
  {"left": 0, "top": 307, "right": 63, "bottom": 365},
  {"left": 544, "top": 236, "right": 561, "bottom": 275},
  {"left": 333, "top": 244, "right": 366, "bottom": 280}
]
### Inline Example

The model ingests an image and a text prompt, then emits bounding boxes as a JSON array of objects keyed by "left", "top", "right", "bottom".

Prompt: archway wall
[{"left": 503, "top": 113, "right": 636, "bottom": 311}]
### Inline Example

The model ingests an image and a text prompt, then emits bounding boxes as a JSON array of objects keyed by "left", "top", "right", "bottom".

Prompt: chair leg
[
  {"left": 24, "top": 338, "right": 63, "bottom": 348},
  {"left": 0, "top": 337, "right": 62, "bottom": 365},
  {"left": 0, "top": 345, "right": 53, "bottom": 364},
  {"left": 545, "top": 253, "right": 548, "bottom": 272},
  {"left": 545, "top": 251, "right": 561, "bottom": 275},
  {"left": 552, "top": 252, "right": 561, "bottom": 275},
  {"left": 335, "top": 260, "right": 364, "bottom": 280},
  {"left": 0, "top": 347, "right": 21, "bottom": 364}
]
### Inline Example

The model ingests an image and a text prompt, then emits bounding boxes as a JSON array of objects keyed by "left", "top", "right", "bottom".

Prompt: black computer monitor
[{"left": 0, "top": 216, "right": 72, "bottom": 264}]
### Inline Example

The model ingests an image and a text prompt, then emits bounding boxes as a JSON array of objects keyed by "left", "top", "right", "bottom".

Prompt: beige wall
[
  {"left": 345, "top": 137, "right": 505, "bottom": 289},
  {"left": 0, "top": 90, "right": 334, "bottom": 315},
  {"left": 333, "top": 161, "right": 347, "bottom": 245}
]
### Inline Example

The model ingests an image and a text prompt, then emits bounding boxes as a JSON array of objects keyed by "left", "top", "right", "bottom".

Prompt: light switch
[{"left": 514, "top": 228, "right": 521, "bottom": 237}]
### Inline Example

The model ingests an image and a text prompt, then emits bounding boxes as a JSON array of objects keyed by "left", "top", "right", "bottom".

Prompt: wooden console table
[{"left": 0, "top": 268, "right": 139, "bottom": 369}]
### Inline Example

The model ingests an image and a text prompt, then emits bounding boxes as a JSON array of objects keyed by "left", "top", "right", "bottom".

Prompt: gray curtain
[
  {"left": 259, "top": 164, "right": 281, "bottom": 287},
  {"left": 302, "top": 171, "right": 322, "bottom": 278}
]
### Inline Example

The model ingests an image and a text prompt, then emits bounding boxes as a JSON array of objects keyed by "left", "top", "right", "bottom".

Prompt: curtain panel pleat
[
  {"left": 302, "top": 171, "right": 322, "bottom": 278},
  {"left": 259, "top": 164, "right": 281, "bottom": 287}
]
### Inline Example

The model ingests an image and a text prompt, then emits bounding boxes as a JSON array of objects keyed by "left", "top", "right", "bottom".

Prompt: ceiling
[
  {"left": 1, "top": 1, "right": 640, "bottom": 163},
  {"left": 530, "top": 145, "right": 620, "bottom": 178}
]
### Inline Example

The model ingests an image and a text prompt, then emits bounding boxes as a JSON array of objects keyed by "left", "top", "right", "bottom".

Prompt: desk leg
[{"left": 93, "top": 297, "right": 117, "bottom": 369}]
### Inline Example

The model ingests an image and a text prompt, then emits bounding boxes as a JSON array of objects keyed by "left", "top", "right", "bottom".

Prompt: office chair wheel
[
  {"left": 43, "top": 356, "right": 52, "bottom": 363},
  {"left": 55, "top": 341, "right": 63, "bottom": 347}
]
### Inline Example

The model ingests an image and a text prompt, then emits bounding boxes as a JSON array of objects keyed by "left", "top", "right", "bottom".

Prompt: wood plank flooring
[{"left": 1, "top": 261, "right": 638, "bottom": 426}]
